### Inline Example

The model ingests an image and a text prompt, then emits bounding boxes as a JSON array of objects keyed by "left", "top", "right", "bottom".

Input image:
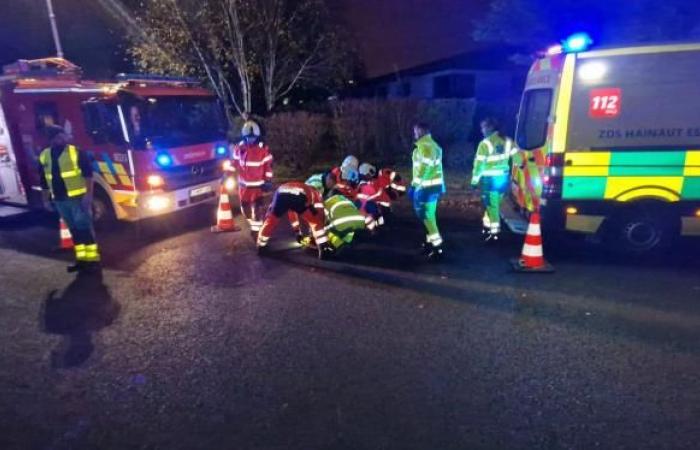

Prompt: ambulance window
[
  {"left": 34, "top": 102, "right": 59, "bottom": 132},
  {"left": 517, "top": 89, "right": 552, "bottom": 150}
]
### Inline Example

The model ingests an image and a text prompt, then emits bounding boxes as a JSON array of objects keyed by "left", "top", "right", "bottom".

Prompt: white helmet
[
  {"left": 241, "top": 120, "right": 261, "bottom": 138},
  {"left": 359, "top": 163, "right": 377, "bottom": 179},
  {"left": 341, "top": 155, "right": 359, "bottom": 172}
]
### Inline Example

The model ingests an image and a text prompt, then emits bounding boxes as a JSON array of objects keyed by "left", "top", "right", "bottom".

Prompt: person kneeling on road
[{"left": 257, "top": 177, "right": 334, "bottom": 259}]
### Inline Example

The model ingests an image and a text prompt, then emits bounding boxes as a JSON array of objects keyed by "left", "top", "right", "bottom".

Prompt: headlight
[
  {"left": 147, "top": 174, "right": 165, "bottom": 188},
  {"left": 224, "top": 177, "right": 236, "bottom": 191},
  {"left": 145, "top": 195, "right": 170, "bottom": 211},
  {"left": 222, "top": 160, "right": 233, "bottom": 172}
]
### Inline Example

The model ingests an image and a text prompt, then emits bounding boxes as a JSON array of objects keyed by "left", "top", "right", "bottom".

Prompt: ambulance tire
[
  {"left": 605, "top": 203, "right": 679, "bottom": 255},
  {"left": 92, "top": 188, "right": 117, "bottom": 230}
]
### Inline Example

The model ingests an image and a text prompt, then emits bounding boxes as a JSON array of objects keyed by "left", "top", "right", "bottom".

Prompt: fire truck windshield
[{"left": 121, "top": 95, "right": 226, "bottom": 150}]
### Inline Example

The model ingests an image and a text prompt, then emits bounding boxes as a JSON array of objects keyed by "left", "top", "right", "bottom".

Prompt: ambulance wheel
[
  {"left": 606, "top": 204, "right": 679, "bottom": 255},
  {"left": 92, "top": 189, "right": 117, "bottom": 230}
]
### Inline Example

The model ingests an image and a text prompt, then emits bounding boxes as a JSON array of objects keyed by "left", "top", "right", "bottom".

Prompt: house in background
[{"left": 352, "top": 47, "right": 528, "bottom": 134}]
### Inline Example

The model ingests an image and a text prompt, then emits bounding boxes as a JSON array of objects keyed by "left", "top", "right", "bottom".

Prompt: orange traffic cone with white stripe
[
  {"left": 211, "top": 183, "right": 240, "bottom": 233},
  {"left": 59, "top": 218, "right": 74, "bottom": 250},
  {"left": 511, "top": 212, "right": 554, "bottom": 273}
]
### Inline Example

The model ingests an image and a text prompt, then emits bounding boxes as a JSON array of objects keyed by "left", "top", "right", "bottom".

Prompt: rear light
[{"left": 542, "top": 153, "right": 564, "bottom": 199}]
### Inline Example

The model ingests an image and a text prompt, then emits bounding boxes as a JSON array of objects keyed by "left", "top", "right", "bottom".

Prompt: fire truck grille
[{"left": 161, "top": 159, "right": 221, "bottom": 190}]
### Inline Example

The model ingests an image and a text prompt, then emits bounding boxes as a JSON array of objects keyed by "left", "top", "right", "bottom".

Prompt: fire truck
[
  {"left": 0, "top": 58, "right": 228, "bottom": 224},
  {"left": 507, "top": 35, "right": 700, "bottom": 253}
]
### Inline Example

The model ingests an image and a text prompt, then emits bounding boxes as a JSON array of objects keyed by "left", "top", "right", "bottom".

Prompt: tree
[
  {"left": 126, "top": 0, "right": 353, "bottom": 119},
  {"left": 252, "top": 0, "right": 353, "bottom": 111},
  {"left": 127, "top": 0, "right": 254, "bottom": 122},
  {"left": 474, "top": 0, "right": 700, "bottom": 51}
]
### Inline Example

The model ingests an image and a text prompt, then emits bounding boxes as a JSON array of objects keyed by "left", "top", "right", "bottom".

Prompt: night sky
[{"left": 0, "top": 0, "right": 487, "bottom": 78}]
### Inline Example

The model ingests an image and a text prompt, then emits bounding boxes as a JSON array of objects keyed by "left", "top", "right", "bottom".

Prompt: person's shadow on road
[{"left": 42, "top": 274, "right": 121, "bottom": 369}]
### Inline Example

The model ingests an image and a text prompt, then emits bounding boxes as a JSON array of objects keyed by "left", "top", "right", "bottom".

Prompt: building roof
[{"left": 365, "top": 46, "right": 524, "bottom": 84}]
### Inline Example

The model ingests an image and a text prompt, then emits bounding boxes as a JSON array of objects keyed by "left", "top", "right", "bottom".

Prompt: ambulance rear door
[{"left": 0, "top": 101, "right": 27, "bottom": 205}]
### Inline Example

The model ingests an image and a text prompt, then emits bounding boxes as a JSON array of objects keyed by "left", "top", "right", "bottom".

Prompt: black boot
[
  {"left": 426, "top": 245, "right": 444, "bottom": 261},
  {"left": 67, "top": 262, "right": 86, "bottom": 273},
  {"left": 318, "top": 243, "right": 335, "bottom": 260}
]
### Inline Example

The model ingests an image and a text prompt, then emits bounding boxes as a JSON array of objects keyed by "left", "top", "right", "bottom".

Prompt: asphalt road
[{"left": 1, "top": 203, "right": 700, "bottom": 450}]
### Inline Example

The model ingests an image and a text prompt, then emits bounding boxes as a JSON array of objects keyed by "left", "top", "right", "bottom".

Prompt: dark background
[{"left": 0, "top": 0, "right": 487, "bottom": 78}]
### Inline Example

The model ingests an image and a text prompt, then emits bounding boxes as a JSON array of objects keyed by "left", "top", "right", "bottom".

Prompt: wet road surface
[{"left": 1, "top": 204, "right": 700, "bottom": 449}]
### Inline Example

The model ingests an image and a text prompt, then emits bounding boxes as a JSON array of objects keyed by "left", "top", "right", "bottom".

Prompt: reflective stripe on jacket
[
  {"left": 472, "top": 133, "right": 516, "bottom": 184},
  {"left": 233, "top": 141, "right": 273, "bottom": 188},
  {"left": 39, "top": 145, "right": 87, "bottom": 198},
  {"left": 412, "top": 134, "right": 445, "bottom": 194},
  {"left": 324, "top": 194, "right": 366, "bottom": 235}
]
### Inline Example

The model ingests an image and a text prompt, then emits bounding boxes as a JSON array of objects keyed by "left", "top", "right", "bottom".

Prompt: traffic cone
[
  {"left": 211, "top": 183, "right": 240, "bottom": 233},
  {"left": 511, "top": 212, "right": 554, "bottom": 273},
  {"left": 59, "top": 218, "right": 74, "bottom": 250}
]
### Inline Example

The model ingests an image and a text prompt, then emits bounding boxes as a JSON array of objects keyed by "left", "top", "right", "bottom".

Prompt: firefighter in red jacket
[
  {"left": 257, "top": 175, "right": 336, "bottom": 260},
  {"left": 232, "top": 123, "right": 273, "bottom": 239},
  {"left": 369, "top": 167, "right": 407, "bottom": 226}
]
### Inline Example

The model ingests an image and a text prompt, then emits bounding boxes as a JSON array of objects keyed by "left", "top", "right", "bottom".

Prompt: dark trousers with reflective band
[
  {"left": 54, "top": 198, "right": 100, "bottom": 262},
  {"left": 239, "top": 188, "right": 266, "bottom": 232}
]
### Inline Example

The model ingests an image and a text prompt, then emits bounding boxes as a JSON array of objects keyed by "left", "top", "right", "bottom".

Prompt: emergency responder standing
[
  {"left": 232, "top": 122, "right": 274, "bottom": 239},
  {"left": 38, "top": 124, "right": 101, "bottom": 274},
  {"left": 409, "top": 122, "right": 445, "bottom": 260},
  {"left": 471, "top": 118, "right": 516, "bottom": 241}
]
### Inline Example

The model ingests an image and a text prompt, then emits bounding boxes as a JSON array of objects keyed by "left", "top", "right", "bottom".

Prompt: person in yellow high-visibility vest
[
  {"left": 38, "top": 125, "right": 101, "bottom": 274},
  {"left": 409, "top": 122, "right": 446, "bottom": 260},
  {"left": 471, "top": 118, "right": 517, "bottom": 242}
]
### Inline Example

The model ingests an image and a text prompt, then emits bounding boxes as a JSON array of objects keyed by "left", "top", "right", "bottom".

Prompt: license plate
[{"left": 190, "top": 185, "right": 213, "bottom": 197}]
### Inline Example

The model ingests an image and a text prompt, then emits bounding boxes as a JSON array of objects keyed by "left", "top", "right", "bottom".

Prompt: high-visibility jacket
[
  {"left": 412, "top": 134, "right": 445, "bottom": 195},
  {"left": 232, "top": 140, "right": 273, "bottom": 189},
  {"left": 305, "top": 173, "right": 325, "bottom": 194},
  {"left": 39, "top": 145, "right": 87, "bottom": 198},
  {"left": 472, "top": 133, "right": 516, "bottom": 185},
  {"left": 324, "top": 194, "right": 366, "bottom": 236}
]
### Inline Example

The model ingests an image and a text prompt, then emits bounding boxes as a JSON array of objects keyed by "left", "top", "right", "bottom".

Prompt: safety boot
[
  {"left": 66, "top": 262, "right": 87, "bottom": 273},
  {"left": 318, "top": 243, "right": 335, "bottom": 260},
  {"left": 426, "top": 245, "right": 444, "bottom": 261}
]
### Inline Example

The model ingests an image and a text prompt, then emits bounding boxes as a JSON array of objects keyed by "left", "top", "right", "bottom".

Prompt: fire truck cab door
[{"left": 0, "top": 102, "right": 27, "bottom": 205}]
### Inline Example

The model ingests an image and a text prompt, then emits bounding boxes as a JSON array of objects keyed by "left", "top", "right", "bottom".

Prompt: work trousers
[
  {"left": 54, "top": 198, "right": 101, "bottom": 263},
  {"left": 413, "top": 189, "right": 443, "bottom": 248},
  {"left": 479, "top": 174, "right": 509, "bottom": 234},
  {"left": 258, "top": 192, "right": 327, "bottom": 248}
]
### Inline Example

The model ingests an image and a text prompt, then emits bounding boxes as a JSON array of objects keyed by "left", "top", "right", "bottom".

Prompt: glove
[{"left": 262, "top": 181, "right": 274, "bottom": 192}]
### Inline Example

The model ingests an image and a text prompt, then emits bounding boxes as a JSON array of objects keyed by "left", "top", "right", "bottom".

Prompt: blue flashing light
[
  {"left": 215, "top": 145, "right": 228, "bottom": 157},
  {"left": 156, "top": 152, "right": 173, "bottom": 167},
  {"left": 563, "top": 32, "right": 593, "bottom": 53}
]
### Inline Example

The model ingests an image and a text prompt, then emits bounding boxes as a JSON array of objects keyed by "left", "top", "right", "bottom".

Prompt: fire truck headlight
[
  {"left": 146, "top": 195, "right": 170, "bottom": 211},
  {"left": 216, "top": 145, "right": 228, "bottom": 157},
  {"left": 147, "top": 174, "right": 165, "bottom": 188},
  {"left": 695, "top": 209, "right": 700, "bottom": 218},
  {"left": 222, "top": 160, "right": 233, "bottom": 172},
  {"left": 224, "top": 177, "right": 237, "bottom": 191}
]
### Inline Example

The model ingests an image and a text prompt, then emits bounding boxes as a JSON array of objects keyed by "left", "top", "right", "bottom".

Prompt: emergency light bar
[{"left": 542, "top": 33, "right": 594, "bottom": 57}]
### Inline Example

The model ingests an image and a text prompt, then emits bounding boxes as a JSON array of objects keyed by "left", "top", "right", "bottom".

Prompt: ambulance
[
  {"left": 509, "top": 35, "right": 700, "bottom": 253},
  {"left": 0, "top": 58, "right": 229, "bottom": 224}
]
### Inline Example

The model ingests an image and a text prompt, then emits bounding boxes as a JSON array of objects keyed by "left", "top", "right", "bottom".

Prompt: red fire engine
[{"left": 0, "top": 58, "right": 228, "bottom": 223}]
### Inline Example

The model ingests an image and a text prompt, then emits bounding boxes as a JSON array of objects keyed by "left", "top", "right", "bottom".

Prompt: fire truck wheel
[
  {"left": 605, "top": 203, "right": 679, "bottom": 255},
  {"left": 92, "top": 189, "right": 117, "bottom": 230}
]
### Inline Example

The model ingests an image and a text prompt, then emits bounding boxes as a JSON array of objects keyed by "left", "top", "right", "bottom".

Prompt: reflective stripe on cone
[
  {"left": 211, "top": 183, "right": 240, "bottom": 233},
  {"left": 512, "top": 212, "right": 554, "bottom": 273}
]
